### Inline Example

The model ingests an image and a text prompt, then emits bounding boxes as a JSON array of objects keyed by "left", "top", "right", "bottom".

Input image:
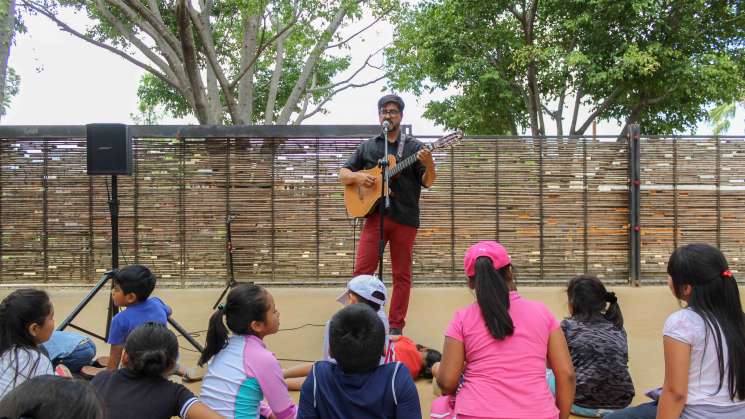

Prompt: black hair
[
  {"left": 469, "top": 256, "right": 514, "bottom": 340},
  {"left": 349, "top": 290, "right": 384, "bottom": 313},
  {"left": 377, "top": 94, "right": 405, "bottom": 112},
  {"left": 0, "top": 289, "right": 53, "bottom": 391},
  {"left": 416, "top": 344, "right": 441, "bottom": 379},
  {"left": 198, "top": 284, "right": 270, "bottom": 366},
  {"left": 567, "top": 275, "right": 624, "bottom": 328},
  {"left": 667, "top": 243, "right": 745, "bottom": 401},
  {"left": 112, "top": 265, "right": 156, "bottom": 302},
  {"left": 0, "top": 375, "right": 104, "bottom": 419},
  {"left": 328, "top": 304, "right": 385, "bottom": 374},
  {"left": 123, "top": 323, "right": 179, "bottom": 378}
]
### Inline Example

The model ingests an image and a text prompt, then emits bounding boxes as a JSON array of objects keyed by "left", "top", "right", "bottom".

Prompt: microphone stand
[{"left": 377, "top": 123, "right": 391, "bottom": 282}]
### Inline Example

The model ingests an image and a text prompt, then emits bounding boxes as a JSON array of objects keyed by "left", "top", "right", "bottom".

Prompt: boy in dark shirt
[{"left": 298, "top": 304, "right": 421, "bottom": 419}]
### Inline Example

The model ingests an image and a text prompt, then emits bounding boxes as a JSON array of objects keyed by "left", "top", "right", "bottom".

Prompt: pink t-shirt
[{"left": 445, "top": 291, "right": 560, "bottom": 419}]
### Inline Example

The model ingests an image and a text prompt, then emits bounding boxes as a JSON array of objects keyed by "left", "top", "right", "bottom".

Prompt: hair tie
[
  {"left": 605, "top": 291, "right": 617, "bottom": 304},
  {"left": 217, "top": 304, "right": 226, "bottom": 312},
  {"left": 722, "top": 269, "right": 733, "bottom": 279}
]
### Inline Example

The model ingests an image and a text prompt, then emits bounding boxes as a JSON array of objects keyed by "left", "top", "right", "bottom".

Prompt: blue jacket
[{"left": 298, "top": 361, "right": 421, "bottom": 419}]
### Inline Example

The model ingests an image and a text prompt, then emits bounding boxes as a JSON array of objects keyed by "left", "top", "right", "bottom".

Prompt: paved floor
[{"left": 3, "top": 284, "right": 728, "bottom": 417}]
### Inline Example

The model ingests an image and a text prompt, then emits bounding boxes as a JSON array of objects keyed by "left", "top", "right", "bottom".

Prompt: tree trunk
[
  {"left": 201, "top": 0, "right": 221, "bottom": 123},
  {"left": 264, "top": 24, "right": 289, "bottom": 124},
  {"left": 0, "top": 0, "right": 15, "bottom": 120},
  {"left": 237, "top": 13, "right": 260, "bottom": 124},
  {"left": 177, "top": 0, "right": 209, "bottom": 123}
]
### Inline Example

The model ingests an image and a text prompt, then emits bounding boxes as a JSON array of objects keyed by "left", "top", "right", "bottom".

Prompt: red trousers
[{"left": 353, "top": 212, "right": 417, "bottom": 329}]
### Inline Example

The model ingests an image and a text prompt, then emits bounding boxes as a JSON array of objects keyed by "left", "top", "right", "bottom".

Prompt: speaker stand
[{"left": 58, "top": 175, "right": 204, "bottom": 354}]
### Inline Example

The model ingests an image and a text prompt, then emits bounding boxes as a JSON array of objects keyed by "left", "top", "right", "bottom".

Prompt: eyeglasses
[{"left": 379, "top": 109, "right": 400, "bottom": 116}]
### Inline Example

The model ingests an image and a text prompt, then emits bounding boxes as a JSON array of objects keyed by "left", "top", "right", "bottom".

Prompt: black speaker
[{"left": 87, "top": 124, "right": 132, "bottom": 175}]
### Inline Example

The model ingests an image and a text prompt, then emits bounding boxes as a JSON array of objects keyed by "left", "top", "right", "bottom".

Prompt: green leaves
[
  {"left": 1, "top": 67, "right": 20, "bottom": 117},
  {"left": 27, "top": 0, "right": 391, "bottom": 124},
  {"left": 387, "top": 0, "right": 745, "bottom": 135}
]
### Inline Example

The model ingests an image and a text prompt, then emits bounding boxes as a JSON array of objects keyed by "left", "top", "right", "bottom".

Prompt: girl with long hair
[{"left": 606, "top": 243, "right": 745, "bottom": 418}]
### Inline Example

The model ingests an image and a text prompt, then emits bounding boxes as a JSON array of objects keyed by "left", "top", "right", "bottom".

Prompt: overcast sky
[{"left": 5, "top": 9, "right": 743, "bottom": 136}]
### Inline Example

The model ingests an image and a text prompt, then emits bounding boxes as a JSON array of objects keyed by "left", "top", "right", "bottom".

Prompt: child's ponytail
[
  {"left": 603, "top": 291, "right": 624, "bottom": 328},
  {"left": 567, "top": 275, "right": 624, "bottom": 328},
  {"left": 124, "top": 323, "right": 178, "bottom": 378},
  {"left": 199, "top": 308, "right": 230, "bottom": 367},
  {"left": 472, "top": 256, "right": 514, "bottom": 340},
  {"left": 198, "top": 284, "right": 269, "bottom": 366}
]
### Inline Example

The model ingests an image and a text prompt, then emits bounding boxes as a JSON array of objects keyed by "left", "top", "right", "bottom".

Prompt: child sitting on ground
[
  {"left": 551, "top": 275, "right": 634, "bottom": 417},
  {"left": 606, "top": 244, "right": 745, "bottom": 419},
  {"left": 298, "top": 304, "right": 421, "bottom": 418},
  {"left": 42, "top": 330, "right": 97, "bottom": 374},
  {"left": 105, "top": 265, "right": 171, "bottom": 371},
  {"left": 92, "top": 322, "right": 221, "bottom": 419},
  {"left": 432, "top": 241, "right": 576, "bottom": 419},
  {"left": 284, "top": 274, "right": 391, "bottom": 390},
  {"left": 199, "top": 284, "right": 297, "bottom": 419},
  {"left": 388, "top": 335, "right": 441, "bottom": 380},
  {"left": 0, "top": 289, "right": 55, "bottom": 399}
]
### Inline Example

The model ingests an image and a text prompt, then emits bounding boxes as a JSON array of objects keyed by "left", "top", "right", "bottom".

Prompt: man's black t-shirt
[
  {"left": 343, "top": 133, "right": 427, "bottom": 228},
  {"left": 91, "top": 369, "right": 198, "bottom": 419}
]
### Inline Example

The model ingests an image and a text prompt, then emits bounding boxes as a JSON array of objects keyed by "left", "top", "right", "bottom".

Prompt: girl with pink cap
[{"left": 432, "top": 241, "right": 576, "bottom": 419}]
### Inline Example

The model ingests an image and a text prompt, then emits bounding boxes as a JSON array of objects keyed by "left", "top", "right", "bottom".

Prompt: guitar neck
[{"left": 387, "top": 144, "right": 432, "bottom": 177}]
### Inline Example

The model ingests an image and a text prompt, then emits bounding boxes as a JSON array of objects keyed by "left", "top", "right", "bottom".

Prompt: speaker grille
[{"left": 86, "top": 124, "right": 132, "bottom": 175}]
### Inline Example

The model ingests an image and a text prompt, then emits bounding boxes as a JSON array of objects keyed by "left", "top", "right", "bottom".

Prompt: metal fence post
[
  {"left": 1, "top": 139, "right": 4, "bottom": 282},
  {"left": 270, "top": 140, "right": 276, "bottom": 282},
  {"left": 315, "top": 138, "right": 321, "bottom": 282},
  {"left": 450, "top": 147, "right": 456, "bottom": 282},
  {"left": 627, "top": 124, "right": 641, "bottom": 286},
  {"left": 716, "top": 136, "right": 721, "bottom": 248},
  {"left": 42, "top": 141, "right": 49, "bottom": 283}
]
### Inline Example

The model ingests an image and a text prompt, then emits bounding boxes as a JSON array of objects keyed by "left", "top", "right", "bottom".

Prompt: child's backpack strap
[{"left": 391, "top": 362, "right": 403, "bottom": 406}]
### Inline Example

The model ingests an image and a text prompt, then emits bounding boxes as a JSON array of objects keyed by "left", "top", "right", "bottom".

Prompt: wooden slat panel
[{"left": 1, "top": 135, "right": 743, "bottom": 286}]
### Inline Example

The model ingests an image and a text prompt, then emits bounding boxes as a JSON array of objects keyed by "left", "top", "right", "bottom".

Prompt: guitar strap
[{"left": 396, "top": 133, "right": 406, "bottom": 160}]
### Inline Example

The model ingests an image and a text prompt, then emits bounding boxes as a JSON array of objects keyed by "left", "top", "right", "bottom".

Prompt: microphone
[{"left": 382, "top": 120, "right": 391, "bottom": 132}]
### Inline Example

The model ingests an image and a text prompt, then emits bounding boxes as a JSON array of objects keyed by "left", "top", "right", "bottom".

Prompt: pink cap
[{"left": 464, "top": 241, "right": 511, "bottom": 277}]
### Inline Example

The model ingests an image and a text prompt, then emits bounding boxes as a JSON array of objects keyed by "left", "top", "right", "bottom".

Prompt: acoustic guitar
[{"left": 344, "top": 131, "right": 463, "bottom": 217}]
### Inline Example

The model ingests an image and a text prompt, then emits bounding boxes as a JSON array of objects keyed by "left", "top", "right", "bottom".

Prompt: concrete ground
[{"left": 2, "top": 285, "right": 718, "bottom": 417}]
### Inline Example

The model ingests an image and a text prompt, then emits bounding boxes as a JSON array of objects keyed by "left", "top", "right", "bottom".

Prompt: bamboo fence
[{"left": 0, "top": 130, "right": 743, "bottom": 286}]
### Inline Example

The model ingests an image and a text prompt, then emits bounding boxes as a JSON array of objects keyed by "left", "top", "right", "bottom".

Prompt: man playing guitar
[{"left": 339, "top": 94, "right": 436, "bottom": 336}]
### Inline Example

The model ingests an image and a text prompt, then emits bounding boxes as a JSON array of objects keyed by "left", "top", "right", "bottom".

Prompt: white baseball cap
[{"left": 336, "top": 274, "right": 387, "bottom": 306}]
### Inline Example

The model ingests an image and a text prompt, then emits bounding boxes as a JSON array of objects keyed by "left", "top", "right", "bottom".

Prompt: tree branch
[
  {"left": 326, "top": 9, "right": 390, "bottom": 49},
  {"left": 265, "top": 20, "right": 291, "bottom": 124},
  {"left": 277, "top": 2, "right": 355, "bottom": 124},
  {"left": 122, "top": 0, "right": 183, "bottom": 60},
  {"left": 105, "top": 0, "right": 187, "bottom": 80},
  {"left": 229, "top": 9, "right": 300, "bottom": 90},
  {"left": 94, "top": 0, "right": 181, "bottom": 86},
  {"left": 575, "top": 85, "right": 625, "bottom": 135},
  {"left": 508, "top": 5, "right": 524, "bottom": 24},
  {"left": 308, "top": 46, "right": 385, "bottom": 93},
  {"left": 185, "top": 0, "right": 239, "bottom": 123},
  {"left": 569, "top": 85, "right": 583, "bottom": 135},
  {"left": 294, "top": 72, "right": 316, "bottom": 124},
  {"left": 22, "top": 0, "right": 180, "bottom": 91},
  {"left": 147, "top": 0, "right": 163, "bottom": 24},
  {"left": 296, "top": 74, "right": 386, "bottom": 123}
]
